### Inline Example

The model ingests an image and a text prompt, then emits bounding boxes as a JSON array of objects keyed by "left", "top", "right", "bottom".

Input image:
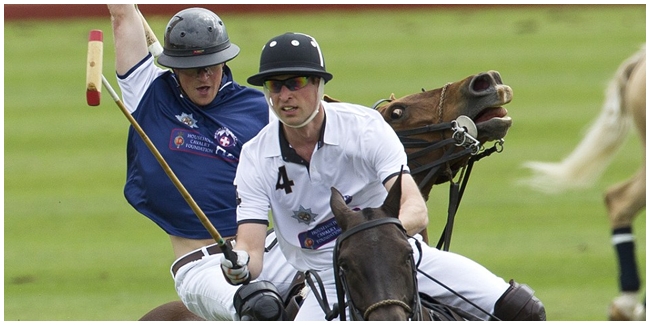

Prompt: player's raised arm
[{"left": 107, "top": 4, "right": 149, "bottom": 75}]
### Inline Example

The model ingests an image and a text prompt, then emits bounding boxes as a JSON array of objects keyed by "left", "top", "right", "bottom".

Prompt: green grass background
[{"left": 4, "top": 4, "right": 646, "bottom": 321}]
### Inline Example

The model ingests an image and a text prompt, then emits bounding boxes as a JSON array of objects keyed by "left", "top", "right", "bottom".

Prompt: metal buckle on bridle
[{"left": 451, "top": 117, "right": 481, "bottom": 155}]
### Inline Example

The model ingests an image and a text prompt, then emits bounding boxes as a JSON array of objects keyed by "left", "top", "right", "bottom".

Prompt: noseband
[{"left": 333, "top": 218, "right": 423, "bottom": 321}]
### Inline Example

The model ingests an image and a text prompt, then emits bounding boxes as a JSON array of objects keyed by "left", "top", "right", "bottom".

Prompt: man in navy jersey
[{"left": 107, "top": 5, "right": 296, "bottom": 320}]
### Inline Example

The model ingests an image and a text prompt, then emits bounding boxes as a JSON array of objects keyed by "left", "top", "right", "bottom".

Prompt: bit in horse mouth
[{"left": 474, "top": 106, "right": 508, "bottom": 124}]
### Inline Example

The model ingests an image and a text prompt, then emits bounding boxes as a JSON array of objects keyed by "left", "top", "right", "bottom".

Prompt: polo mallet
[{"left": 85, "top": 29, "right": 237, "bottom": 264}]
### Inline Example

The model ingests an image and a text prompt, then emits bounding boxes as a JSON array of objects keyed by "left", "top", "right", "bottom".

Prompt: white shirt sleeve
[
  {"left": 364, "top": 110, "right": 409, "bottom": 183},
  {"left": 234, "top": 141, "right": 271, "bottom": 225},
  {"left": 116, "top": 55, "right": 166, "bottom": 114}
]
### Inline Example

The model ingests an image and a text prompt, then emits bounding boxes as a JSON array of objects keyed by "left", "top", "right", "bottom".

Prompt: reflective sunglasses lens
[
  {"left": 262, "top": 80, "right": 277, "bottom": 93},
  {"left": 286, "top": 77, "right": 309, "bottom": 91},
  {"left": 264, "top": 77, "right": 310, "bottom": 93}
]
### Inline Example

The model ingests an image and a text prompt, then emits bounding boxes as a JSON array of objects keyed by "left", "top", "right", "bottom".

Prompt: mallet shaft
[{"left": 101, "top": 75, "right": 230, "bottom": 249}]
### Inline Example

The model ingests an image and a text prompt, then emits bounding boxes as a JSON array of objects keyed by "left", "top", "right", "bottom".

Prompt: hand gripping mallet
[{"left": 85, "top": 29, "right": 238, "bottom": 263}]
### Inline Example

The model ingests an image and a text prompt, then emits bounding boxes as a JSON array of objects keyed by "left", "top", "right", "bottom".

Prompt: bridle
[
  {"left": 373, "top": 85, "right": 504, "bottom": 251},
  {"left": 332, "top": 218, "right": 423, "bottom": 321},
  {"left": 305, "top": 217, "right": 498, "bottom": 321}
]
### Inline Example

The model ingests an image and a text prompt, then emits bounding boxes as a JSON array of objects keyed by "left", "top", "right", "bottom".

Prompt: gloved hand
[{"left": 220, "top": 250, "right": 251, "bottom": 285}]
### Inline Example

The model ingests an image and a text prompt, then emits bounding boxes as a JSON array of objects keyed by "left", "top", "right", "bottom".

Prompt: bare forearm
[
  {"left": 399, "top": 195, "right": 428, "bottom": 236},
  {"left": 387, "top": 174, "right": 428, "bottom": 236},
  {"left": 233, "top": 223, "right": 268, "bottom": 280},
  {"left": 107, "top": 4, "right": 149, "bottom": 75}
]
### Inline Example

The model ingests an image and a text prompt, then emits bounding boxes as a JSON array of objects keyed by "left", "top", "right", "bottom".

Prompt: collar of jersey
[{"left": 263, "top": 102, "right": 339, "bottom": 159}]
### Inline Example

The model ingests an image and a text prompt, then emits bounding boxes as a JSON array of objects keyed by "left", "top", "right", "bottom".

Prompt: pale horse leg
[{"left": 607, "top": 54, "right": 646, "bottom": 321}]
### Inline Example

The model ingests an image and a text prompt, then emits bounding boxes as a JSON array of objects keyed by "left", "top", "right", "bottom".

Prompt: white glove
[{"left": 220, "top": 250, "right": 250, "bottom": 285}]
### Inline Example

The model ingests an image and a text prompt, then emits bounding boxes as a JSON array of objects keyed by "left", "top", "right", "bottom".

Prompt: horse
[
  {"left": 328, "top": 171, "right": 480, "bottom": 321},
  {"left": 521, "top": 45, "right": 646, "bottom": 321},
  {"left": 371, "top": 70, "right": 512, "bottom": 246},
  {"left": 138, "top": 70, "right": 514, "bottom": 321}
]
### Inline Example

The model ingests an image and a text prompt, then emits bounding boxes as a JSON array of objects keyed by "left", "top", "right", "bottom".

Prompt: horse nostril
[
  {"left": 471, "top": 74, "right": 492, "bottom": 92},
  {"left": 490, "top": 71, "right": 503, "bottom": 85}
]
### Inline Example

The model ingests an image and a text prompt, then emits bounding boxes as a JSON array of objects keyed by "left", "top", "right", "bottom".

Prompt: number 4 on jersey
[{"left": 276, "top": 166, "right": 294, "bottom": 194}]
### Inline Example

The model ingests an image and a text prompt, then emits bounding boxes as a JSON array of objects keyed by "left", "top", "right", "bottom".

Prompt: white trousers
[
  {"left": 295, "top": 234, "right": 510, "bottom": 321},
  {"left": 172, "top": 231, "right": 298, "bottom": 320}
]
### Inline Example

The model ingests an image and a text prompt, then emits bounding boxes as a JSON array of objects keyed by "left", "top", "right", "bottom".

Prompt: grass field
[{"left": 4, "top": 4, "right": 646, "bottom": 321}]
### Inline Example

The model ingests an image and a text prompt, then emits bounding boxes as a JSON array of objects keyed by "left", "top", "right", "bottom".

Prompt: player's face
[
  {"left": 263, "top": 75, "right": 320, "bottom": 127},
  {"left": 175, "top": 64, "right": 224, "bottom": 107}
]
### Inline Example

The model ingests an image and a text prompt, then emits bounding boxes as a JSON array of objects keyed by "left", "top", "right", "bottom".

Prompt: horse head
[
  {"left": 375, "top": 71, "right": 513, "bottom": 197},
  {"left": 330, "top": 172, "right": 421, "bottom": 321}
]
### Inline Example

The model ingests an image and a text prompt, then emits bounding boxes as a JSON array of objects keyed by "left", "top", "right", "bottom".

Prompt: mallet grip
[
  {"left": 135, "top": 5, "right": 163, "bottom": 57},
  {"left": 86, "top": 30, "right": 103, "bottom": 106}
]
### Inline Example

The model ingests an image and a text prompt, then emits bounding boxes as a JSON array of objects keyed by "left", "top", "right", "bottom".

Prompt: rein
[{"left": 373, "top": 88, "right": 504, "bottom": 251}]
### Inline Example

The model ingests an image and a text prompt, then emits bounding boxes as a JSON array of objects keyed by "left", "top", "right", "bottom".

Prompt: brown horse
[
  {"left": 329, "top": 172, "right": 472, "bottom": 321},
  {"left": 522, "top": 45, "right": 646, "bottom": 321},
  {"left": 374, "top": 70, "right": 512, "bottom": 197},
  {"left": 372, "top": 70, "right": 512, "bottom": 245},
  {"left": 139, "top": 70, "right": 514, "bottom": 321},
  {"left": 329, "top": 172, "right": 420, "bottom": 321}
]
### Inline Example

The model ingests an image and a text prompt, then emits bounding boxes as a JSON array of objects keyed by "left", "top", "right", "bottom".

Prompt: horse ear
[
  {"left": 383, "top": 171, "right": 403, "bottom": 219},
  {"left": 389, "top": 93, "right": 396, "bottom": 101},
  {"left": 330, "top": 187, "right": 352, "bottom": 231}
]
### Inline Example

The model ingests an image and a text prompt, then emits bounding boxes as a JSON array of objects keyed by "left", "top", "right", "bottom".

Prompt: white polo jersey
[{"left": 235, "top": 101, "right": 408, "bottom": 271}]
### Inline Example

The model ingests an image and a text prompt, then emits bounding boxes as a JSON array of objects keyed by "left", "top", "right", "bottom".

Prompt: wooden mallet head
[{"left": 86, "top": 29, "right": 103, "bottom": 106}]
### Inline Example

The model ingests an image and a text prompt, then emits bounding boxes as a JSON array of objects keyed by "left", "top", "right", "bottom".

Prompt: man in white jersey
[{"left": 222, "top": 32, "right": 545, "bottom": 320}]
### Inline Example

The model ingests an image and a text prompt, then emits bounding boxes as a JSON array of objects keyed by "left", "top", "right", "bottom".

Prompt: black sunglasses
[{"left": 263, "top": 76, "right": 311, "bottom": 93}]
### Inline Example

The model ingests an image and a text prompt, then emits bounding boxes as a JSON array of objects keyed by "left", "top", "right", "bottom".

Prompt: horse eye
[
  {"left": 405, "top": 250, "right": 414, "bottom": 263},
  {"left": 390, "top": 107, "right": 404, "bottom": 120},
  {"left": 338, "top": 260, "right": 348, "bottom": 272}
]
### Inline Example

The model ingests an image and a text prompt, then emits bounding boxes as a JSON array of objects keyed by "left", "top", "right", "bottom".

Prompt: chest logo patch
[
  {"left": 291, "top": 205, "right": 318, "bottom": 225},
  {"left": 175, "top": 113, "right": 199, "bottom": 128},
  {"left": 169, "top": 128, "right": 237, "bottom": 161},
  {"left": 214, "top": 127, "right": 238, "bottom": 148}
]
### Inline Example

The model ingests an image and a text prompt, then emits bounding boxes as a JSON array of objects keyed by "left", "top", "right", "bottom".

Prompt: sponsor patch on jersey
[
  {"left": 298, "top": 217, "right": 341, "bottom": 250},
  {"left": 175, "top": 112, "right": 199, "bottom": 128},
  {"left": 169, "top": 129, "right": 236, "bottom": 161}
]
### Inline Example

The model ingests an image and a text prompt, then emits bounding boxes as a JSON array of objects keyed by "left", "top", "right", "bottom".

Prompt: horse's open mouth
[
  {"left": 473, "top": 106, "right": 508, "bottom": 124},
  {"left": 473, "top": 106, "right": 512, "bottom": 141}
]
